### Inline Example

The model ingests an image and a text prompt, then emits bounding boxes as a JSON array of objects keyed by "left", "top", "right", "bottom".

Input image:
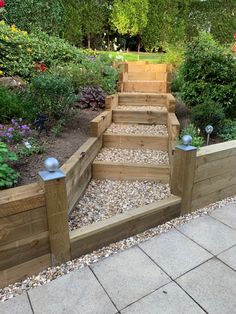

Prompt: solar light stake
[{"left": 205, "top": 125, "right": 213, "bottom": 145}]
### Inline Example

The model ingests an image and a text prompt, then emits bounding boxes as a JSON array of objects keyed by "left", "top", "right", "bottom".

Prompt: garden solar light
[
  {"left": 205, "top": 125, "right": 213, "bottom": 145},
  {"left": 182, "top": 135, "right": 192, "bottom": 146},
  {"left": 44, "top": 157, "right": 59, "bottom": 173}
]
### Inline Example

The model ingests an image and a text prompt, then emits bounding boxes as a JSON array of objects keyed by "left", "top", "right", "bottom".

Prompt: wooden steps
[
  {"left": 103, "top": 133, "right": 168, "bottom": 150},
  {"left": 123, "top": 81, "right": 170, "bottom": 93},
  {"left": 92, "top": 161, "right": 170, "bottom": 183},
  {"left": 113, "top": 108, "right": 167, "bottom": 124}
]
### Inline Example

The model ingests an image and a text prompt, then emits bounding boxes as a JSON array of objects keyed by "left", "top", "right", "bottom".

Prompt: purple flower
[
  {"left": 8, "top": 127, "right": 14, "bottom": 132},
  {"left": 21, "top": 125, "right": 29, "bottom": 130}
]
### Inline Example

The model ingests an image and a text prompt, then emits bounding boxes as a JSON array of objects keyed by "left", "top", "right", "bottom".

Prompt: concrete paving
[{"left": 1, "top": 203, "right": 236, "bottom": 314}]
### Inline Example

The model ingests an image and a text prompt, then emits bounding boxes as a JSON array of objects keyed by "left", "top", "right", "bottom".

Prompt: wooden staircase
[
  {"left": 116, "top": 62, "right": 172, "bottom": 93},
  {"left": 91, "top": 91, "right": 180, "bottom": 184}
]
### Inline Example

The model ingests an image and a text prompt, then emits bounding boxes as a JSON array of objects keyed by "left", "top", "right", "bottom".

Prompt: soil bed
[
  {"left": 95, "top": 147, "right": 169, "bottom": 164},
  {"left": 69, "top": 179, "right": 171, "bottom": 230},
  {"left": 13, "top": 109, "right": 102, "bottom": 186},
  {"left": 105, "top": 123, "right": 168, "bottom": 136}
]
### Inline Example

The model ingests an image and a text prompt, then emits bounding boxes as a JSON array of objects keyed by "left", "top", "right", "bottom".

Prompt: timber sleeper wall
[{"left": 171, "top": 140, "right": 236, "bottom": 215}]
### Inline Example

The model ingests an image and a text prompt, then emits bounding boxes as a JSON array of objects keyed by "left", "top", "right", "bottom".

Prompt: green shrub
[
  {"left": 0, "top": 141, "right": 19, "bottom": 189},
  {"left": 0, "top": 21, "right": 87, "bottom": 78},
  {"left": 219, "top": 120, "right": 236, "bottom": 141},
  {"left": 180, "top": 123, "right": 204, "bottom": 148},
  {"left": 17, "top": 137, "right": 45, "bottom": 158},
  {"left": 52, "top": 57, "right": 118, "bottom": 95},
  {"left": 191, "top": 101, "right": 225, "bottom": 134},
  {"left": 22, "top": 74, "right": 76, "bottom": 121},
  {"left": 179, "top": 32, "right": 236, "bottom": 119},
  {"left": 0, "top": 86, "right": 24, "bottom": 122}
]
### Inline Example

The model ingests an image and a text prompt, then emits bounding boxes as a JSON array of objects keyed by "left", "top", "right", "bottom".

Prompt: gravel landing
[
  {"left": 116, "top": 106, "right": 167, "bottom": 111},
  {"left": 105, "top": 123, "right": 168, "bottom": 136},
  {"left": 0, "top": 196, "right": 236, "bottom": 302},
  {"left": 95, "top": 147, "right": 169, "bottom": 164},
  {"left": 69, "top": 179, "right": 171, "bottom": 230},
  {"left": 1, "top": 194, "right": 236, "bottom": 303}
]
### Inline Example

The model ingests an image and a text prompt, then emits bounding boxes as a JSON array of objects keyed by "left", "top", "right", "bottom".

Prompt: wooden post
[
  {"left": 39, "top": 161, "right": 71, "bottom": 265},
  {"left": 170, "top": 144, "right": 197, "bottom": 215}
]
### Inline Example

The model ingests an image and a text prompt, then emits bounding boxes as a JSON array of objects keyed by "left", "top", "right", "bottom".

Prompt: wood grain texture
[
  {"left": 90, "top": 111, "right": 112, "bottom": 137},
  {"left": 93, "top": 161, "right": 170, "bottom": 182},
  {"left": 0, "top": 231, "right": 50, "bottom": 270},
  {"left": 70, "top": 195, "right": 181, "bottom": 259},
  {"left": 118, "top": 92, "right": 167, "bottom": 106},
  {"left": 123, "top": 81, "right": 168, "bottom": 93},
  {"left": 105, "top": 94, "right": 118, "bottom": 110},
  {"left": 103, "top": 133, "right": 168, "bottom": 150},
  {"left": 0, "top": 254, "right": 51, "bottom": 289},
  {"left": 0, "top": 183, "right": 45, "bottom": 217},
  {"left": 0, "top": 206, "right": 48, "bottom": 246},
  {"left": 113, "top": 109, "right": 168, "bottom": 125},
  {"left": 171, "top": 147, "right": 197, "bottom": 215},
  {"left": 42, "top": 178, "right": 71, "bottom": 265}
]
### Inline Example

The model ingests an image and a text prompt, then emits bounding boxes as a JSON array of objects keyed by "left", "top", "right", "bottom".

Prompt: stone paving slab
[
  {"left": 120, "top": 282, "right": 205, "bottom": 314},
  {"left": 176, "top": 215, "right": 236, "bottom": 255},
  {"left": 217, "top": 245, "right": 236, "bottom": 271},
  {"left": 91, "top": 246, "right": 171, "bottom": 310},
  {"left": 210, "top": 203, "right": 236, "bottom": 230},
  {"left": 177, "top": 258, "right": 236, "bottom": 314},
  {"left": 0, "top": 294, "right": 32, "bottom": 314},
  {"left": 28, "top": 267, "right": 117, "bottom": 314},
  {"left": 139, "top": 228, "right": 212, "bottom": 279}
]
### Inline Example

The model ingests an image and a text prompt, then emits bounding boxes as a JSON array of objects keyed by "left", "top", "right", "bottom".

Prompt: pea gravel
[
  {"left": 95, "top": 147, "right": 169, "bottom": 164},
  {"left": 105, "top": 123, "right": 168, "bottom": 136},
  {"left": 69, "top": 179, "right": 171, "bottom": 230},
  {"left": 1, "top": 194, "right": 236, "bottom": 303}
]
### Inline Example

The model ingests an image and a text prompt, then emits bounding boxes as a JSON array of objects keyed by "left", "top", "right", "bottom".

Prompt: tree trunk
[
  {"left": 88, "top": 34, "right": 91, "bottom": 49},
  {"left": 137, "top": 36, "right": 141, "bottom": 53}
]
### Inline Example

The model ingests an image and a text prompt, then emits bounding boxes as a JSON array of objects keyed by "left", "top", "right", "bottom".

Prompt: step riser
[
  {"left": 127, "top": 72, "right": 171, "bottom": 81},
  {"left": 126, "top": 64, "right": 172, "bottom": 73},
  {"left": 123, "top": 82, "right": 170, "bottom": 93},
  {"left": 118, "top": 93, "right": 168, "bottom": 106},
  {"left": 113, "top": 110, "right": 168, "bottom": 125},
  {"left": 103, "top": 134, "right": 168, "bottom": 150},
  {"left": 92, "top": 162, "right": 170, "bottom": 183}
]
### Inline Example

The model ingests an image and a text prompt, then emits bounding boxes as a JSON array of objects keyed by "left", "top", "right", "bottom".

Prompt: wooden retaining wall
[{"left": 171, "top": 140, "right": 236, "bottom": 214}]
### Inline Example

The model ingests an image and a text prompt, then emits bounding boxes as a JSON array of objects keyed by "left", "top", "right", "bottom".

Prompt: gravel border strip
[{"left": 1, "top": 195, "right": 236, "bottom": 303}]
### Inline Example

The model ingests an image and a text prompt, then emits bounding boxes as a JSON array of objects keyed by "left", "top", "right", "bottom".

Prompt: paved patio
[{"left": 1, "top": 203, "right": 236, "bottom": 314}]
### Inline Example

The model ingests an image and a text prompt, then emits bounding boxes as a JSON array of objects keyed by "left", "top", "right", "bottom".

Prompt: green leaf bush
[
  {"left": 0, "top": 85, "right": 24, "bottom": 122},
  {"left": 178, "top": 32, "right": 236, "bottom": 133},
  {"left": 0, "top": 21, "right": 87, "bottom": 78},
  {"left": 0, "top": 141, "right": 19, "bottom": 189}
]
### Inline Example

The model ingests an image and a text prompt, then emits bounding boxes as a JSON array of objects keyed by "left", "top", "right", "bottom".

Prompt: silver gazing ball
[
  {"left": 182, "top": 135, "right": 192, "bottom": 146},
  {"left": 205, "top": 125, "right": 213, "bottom": 134},
  {"left": 44, "top": 157, "right": 60, "bottom": 173}
]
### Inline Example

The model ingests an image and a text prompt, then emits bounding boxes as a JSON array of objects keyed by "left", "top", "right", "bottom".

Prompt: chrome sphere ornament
[
  {"left": 205, "top": 125, "right": 213, "bottom": 134},
  {"left": 182, "top": 135, "right": 192, "bottom": 146},
  {"left": 44, "top": 157, "right": 59, "bottom": 173}
]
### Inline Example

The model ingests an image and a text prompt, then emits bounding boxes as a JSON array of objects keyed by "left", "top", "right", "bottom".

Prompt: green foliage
[
  {"left": 0, "top": 141, "right": 19, "bottom": 189},
  {"left": 0, "top": 22, "right": 87, "bottom": 78},
  {"left": 179, "top": 32, "right": 236, "bottom": 122},
  {"left": 180, "top": 123, "right": 204, "bottom": 149},
  {"left": 5, "top": 0, "right": 64, "bottom": 35},
  {"left": 111, "top": 0, "right": 149, "bottom": 37},
  {"left": 219, "top": 120, "right": 236, "bottom": 141},
  {"left": 0, "top": 86, "right": 23, "bottom": 122},
  {"left": 53, "top": 57, "right": 118, "bottom": 95},
  {"left": 22, "top": 74, "right": 76, "bottom": 121},
  {"left": 17, "top": 137, "right": 45, "bottom": 158},
  {"left": 191, "top": 101, "right": 225, "bottom": 135}
]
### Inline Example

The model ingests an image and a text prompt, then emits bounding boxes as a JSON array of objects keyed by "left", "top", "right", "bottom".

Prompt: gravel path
[
  {"left": 95, "top": 147, "right": 169, "bottom": 164},
  {"left": 116, "top": 106, "right": 167, "bottom": 111},
  {"left": 105, "top": 123, "right": 168, "bottom": 136},
  {"left": 1, "top": 194, "right": 236, "bottom": 303},
  {"left": 69, "top": 179, "right": 171, "bottom": 230}
]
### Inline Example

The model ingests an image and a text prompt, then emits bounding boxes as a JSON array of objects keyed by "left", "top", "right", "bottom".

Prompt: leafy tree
[
  {"left": 5, "top": 0, "right": 64, "bottom": 35},
  {"left": 110, "top": 0, "right": 149, "bottom": 51},
  {"left": 79, "top": 0, "right": 109, "bottom": 49}
]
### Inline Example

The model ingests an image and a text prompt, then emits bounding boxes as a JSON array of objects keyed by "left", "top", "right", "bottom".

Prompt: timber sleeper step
[{"left": 92, "top": 161, "right": 170, "bottom": 183}]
